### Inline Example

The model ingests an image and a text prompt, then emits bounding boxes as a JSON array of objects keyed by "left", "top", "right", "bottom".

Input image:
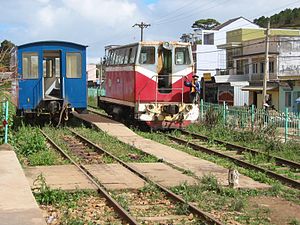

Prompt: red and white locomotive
[{"left": 98, "top": 41, "right": 199, "bottom": 129}]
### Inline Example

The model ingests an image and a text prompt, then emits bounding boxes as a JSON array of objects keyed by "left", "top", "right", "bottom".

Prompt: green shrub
[{"left": 14, "top": 125, "right": 47, "bottom": 156}]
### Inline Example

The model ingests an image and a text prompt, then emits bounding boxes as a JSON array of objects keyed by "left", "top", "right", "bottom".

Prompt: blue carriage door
[
  {"left": 18, "top": 51, "right": 42, "bottom": 109},
  {"left": 64, "top": 51, "right": 86, "bottom": 108},
  {"left": 42, "top": 50, "right": 62, "bottom": 99}
]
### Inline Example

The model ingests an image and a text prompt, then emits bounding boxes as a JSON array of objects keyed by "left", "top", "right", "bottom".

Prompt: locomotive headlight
[
  {"left": 185, "top": 105, "right": 193, "bottom": 112},
  {"left": 146, "top": 104, "right": 155, "bottom": 112}
]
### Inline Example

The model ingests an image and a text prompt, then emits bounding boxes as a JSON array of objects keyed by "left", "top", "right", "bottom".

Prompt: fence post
[
  {"left": 200, "top": 99, "right": 204, "bottom": 121},
  {"left": 285, "top": 107, "right": 288, "bottom": 143},
  {"left": 251, "top": 104, "right": 255, "bottom": 129},
  {"left": 298, "top": 113, "right": 300, "bottom": 137},
  {"left": 223, "top": 101, "right": 226, "bottom": 125},
  {"left": 4, "top": 101, "right": 9, "bottom": 144}
]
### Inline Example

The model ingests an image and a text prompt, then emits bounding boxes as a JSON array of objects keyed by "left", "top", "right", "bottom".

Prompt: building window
[
  {"left": 236, "top": 60, "right": 244, "bottom": 75},
  {"left": 22, "top": 52, "right": 38, "bottom": 79},
  {"left": 139, "top": 46, "right": 155, "bottom": 64},
  {"left": 285, "top": 92, "right": 292, "bottom": 107},
  {"left": 244, "top": 59, "right": 249, "bottom": 74},
  {"left": 203, "top": 33, "right": 214, "bottom": 45},
  {"left": 269, "top": 61, "right": 274, "bottom": 73},
  {"left": 175, "top": 47, "right": 190, "bottom": 65},
  {"left": 260, "top": 62, "right": 264, "bottom": 74},
  {"left": 66, "top": 52, "right": 82, "bottom": 78},
  {"left": 252, "top": 63, "right": 258, "bottom": 74}
]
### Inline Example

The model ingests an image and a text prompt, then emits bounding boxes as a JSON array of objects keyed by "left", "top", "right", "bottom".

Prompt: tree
[
  {"left": 192, "top": 18, "right": 220, "bottom": 30},
  {"left": 0, "top": 40, "right": 15, "bottom": 71},
  {"left": 254, "top": 7, "right": 300, "bottom": 28}
]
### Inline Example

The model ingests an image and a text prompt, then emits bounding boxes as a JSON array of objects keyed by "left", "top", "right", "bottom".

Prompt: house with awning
[{"left": 217, "top": 27, "right": 300, "bottom": 112}]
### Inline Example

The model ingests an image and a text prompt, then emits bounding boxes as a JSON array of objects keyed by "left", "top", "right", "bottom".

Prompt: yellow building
[{"left": 218, "top": 28, "right": 300, "bottom": 111}]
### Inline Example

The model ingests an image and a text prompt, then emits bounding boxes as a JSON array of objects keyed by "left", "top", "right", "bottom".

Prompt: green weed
[{"left": 289, "top": 218, "right": 300, "bottom": 225}]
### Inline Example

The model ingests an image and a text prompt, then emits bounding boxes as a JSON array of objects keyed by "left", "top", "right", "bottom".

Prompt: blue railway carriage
[{"left": 11, "top": 41, "right": 87, "bottom": 119}]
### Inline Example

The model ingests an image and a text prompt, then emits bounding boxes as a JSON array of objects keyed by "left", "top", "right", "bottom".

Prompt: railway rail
[
  {"left": 40, "top": 127, "right": 224, "bottom": 225},
  {"left": 166, "top": 129, "right": 300, "bottom": 190},
  {"left": 39, "top": 129, "right": 137, "bottom": 225}
]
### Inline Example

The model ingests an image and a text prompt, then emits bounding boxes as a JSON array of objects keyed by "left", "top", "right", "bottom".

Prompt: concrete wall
[
  {"left": 87, "top": 64, "right": 97, "bottom": 82},
  {"left": 278, "top": 36, "right": 300, "bottom": 77},
  {"left": 233, "top": 84, "right": 249, "bottom": 106},
  {"left": 279, "top": 84, "right": 300, "bottom": 113},
  {"left": 257, "top": 90, "right": 279, "bottom": 110},
  {"left": 227, "top": 28, "right": 300, "bottom": 43}
]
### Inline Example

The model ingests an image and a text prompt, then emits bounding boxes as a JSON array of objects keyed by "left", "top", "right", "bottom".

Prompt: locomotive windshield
[
  {"left": 175, "top": 47, "right": 190, "bottom": 65},
  {"left": 139, "top": 46, "right": 155, "bottom": 64}
]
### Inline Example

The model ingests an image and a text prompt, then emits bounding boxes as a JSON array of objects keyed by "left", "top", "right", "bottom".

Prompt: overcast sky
[{"left": 1, "top": 0, "right": 300, "bottom": 63}]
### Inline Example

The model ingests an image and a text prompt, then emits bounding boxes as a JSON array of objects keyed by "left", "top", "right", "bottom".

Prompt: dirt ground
[{"left": 248, "top": 196, "right": 300, "bottom": 225}]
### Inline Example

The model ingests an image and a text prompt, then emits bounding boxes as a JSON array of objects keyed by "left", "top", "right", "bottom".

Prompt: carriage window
[
  {"left": 66, "top": 52, "right": 82, "bottom": 78},
  {"left": 139, "top": 46, "right": 155, "bottom": 64},
  {"left": 115, "top": 50, "right": 120, "bottom": 64},
  {"left": 175, "top": 47, "right": 190, "bottom": 65},
  {"left": 124, "top": 48, "right": 129, "bottom": 64},
  {"left": 129, "top": 46, "right": 137, "bottom": 64},
  {"left": 111, "top": 51, "right": 116, "bottom": 65},
  {"left": 119, "top": 49, "right": 125, "bottom": 64},
  {"left": 22, "top": 52, "right": 38, "bottom": 79}
]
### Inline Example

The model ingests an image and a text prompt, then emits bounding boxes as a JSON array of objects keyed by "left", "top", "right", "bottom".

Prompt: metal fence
[
  {"left": 199, "top": 99, "right": 300, "bottom": 142},
  {"left": 0, "top": 100, "right": 9, "bottom": 144}
]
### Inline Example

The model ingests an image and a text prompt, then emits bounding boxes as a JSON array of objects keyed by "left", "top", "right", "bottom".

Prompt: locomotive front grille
[{"left": 162, "top": 105, "right": 179, "bottom": 115}]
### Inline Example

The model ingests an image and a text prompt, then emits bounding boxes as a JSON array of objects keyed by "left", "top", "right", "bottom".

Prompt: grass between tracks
[
  {"left": 12, "top": 125, "right": 68, "bottom": 166},
  {"left": 187, "top": 123, "right": 300, "bottom": 163},
  {"left": 71, "top": 126, "right": 158, "bottom": 163},
  {"left": 171, "top": 175, "right": 300, "bottom": 225},
  {"left": 33, "top": 174, "right": 123, "bottom": 225},
  {"left": 136, "top": 130, "right": 300, "bottom": 204}
]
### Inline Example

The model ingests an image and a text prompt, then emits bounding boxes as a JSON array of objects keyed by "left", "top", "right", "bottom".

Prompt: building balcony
[{"left": 250, "top": 73, "right": 278, "bottom": 81}]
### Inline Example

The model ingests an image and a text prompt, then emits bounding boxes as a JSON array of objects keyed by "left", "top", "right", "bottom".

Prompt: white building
[
  {"left": 183, "top": 17, "right": 260, "bottom": 78},
  {"left": 87, "top": 64, "right": 98, "bottom": 85}
]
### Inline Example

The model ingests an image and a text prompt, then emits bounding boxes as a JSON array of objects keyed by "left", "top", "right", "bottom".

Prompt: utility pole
[
  {"left": 133, "top": 22, "right": 151, "bottom": 41},
  {"left": 262, "top": 20, "right": 270, "bottom": 108}
]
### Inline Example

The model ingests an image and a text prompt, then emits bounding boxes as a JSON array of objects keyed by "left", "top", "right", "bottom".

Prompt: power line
[
  {"left": 151, "top": 0, "right": 198, "bottom": 24},
  {"left": 153, "top": 0, "right": 228, "bottom": 26}
]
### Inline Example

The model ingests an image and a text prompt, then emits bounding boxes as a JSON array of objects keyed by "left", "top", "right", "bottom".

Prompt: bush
[
  {"left": 203, "top": 107, "right": 222, "bottom": 128},
  {"left": 14, "top": 125, "right": 47, "bottom": 156}
]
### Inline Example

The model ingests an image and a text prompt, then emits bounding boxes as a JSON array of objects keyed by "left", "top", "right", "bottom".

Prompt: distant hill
[{"left": 254, "top": 7, "right": 300, "bottom": 29}]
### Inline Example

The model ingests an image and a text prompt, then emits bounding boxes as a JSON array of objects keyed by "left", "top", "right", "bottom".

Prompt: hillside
[{"left": 254, "top": 7, "right": 300, "bottom": 28}]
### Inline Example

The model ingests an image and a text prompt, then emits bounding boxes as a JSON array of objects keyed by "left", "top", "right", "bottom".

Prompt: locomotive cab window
[
  {"left": 129, "top": 46, "right": 137, "bottom": 64},
  {"left": 139, "top": 46, "right": 155, "bottom": 64},
  {"left": 66, "top": 52, "right": 82, "bottom": 78},
  {"left": 175, "top": 47, "right": 190, "bottom": 65},
  {"left": 22, "top": 52, "right": 38, "bottom": 79}
]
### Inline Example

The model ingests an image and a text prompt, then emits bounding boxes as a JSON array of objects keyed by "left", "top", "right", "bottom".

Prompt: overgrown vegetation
[
  {"left": 88, "top": 96, "right": 97, "bottom": 107},
  {"left": 136, "top": 129, "right": 300, "bottom": 206},
  {"left": 187, "top": 122, "right": 300, "bottom": 163},
  {"left": 12, "top": 125, "right": 68, "bottom": 166},
  {"left": 33, "top": 174, "right": 122, "bottom": 224},
  {"left": 172, "top": 174, "right": 298, "bottom": 225}
]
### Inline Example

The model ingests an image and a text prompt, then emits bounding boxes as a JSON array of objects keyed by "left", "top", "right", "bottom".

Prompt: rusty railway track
[
  {"left": 166, "top": 130, "right": 300, "bottom": 190},
  {"left": 39, "top": 129, "right": 139, "bottom": 225},
  {"left": 179, "top": 129, "right": 300, "bottom": 171},
  {"left": 41, "top": 126, "right": 224, "bottom": 225},
  {"left": 66, "top": 127, "right": 224, "bottom": 225}
]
